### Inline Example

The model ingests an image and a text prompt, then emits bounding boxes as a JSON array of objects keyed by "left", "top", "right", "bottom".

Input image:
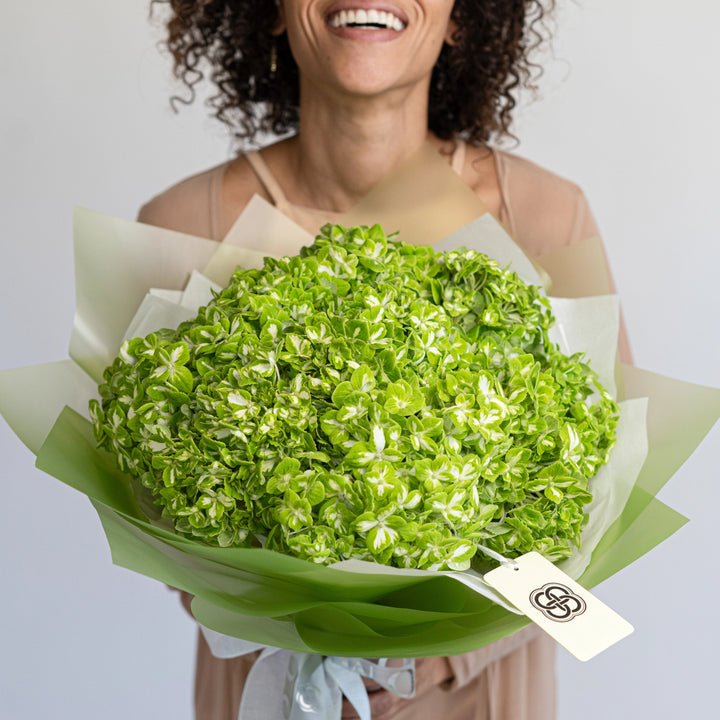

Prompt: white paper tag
[{"left": 483, "top": 552, "right": 633, "bottom": 661}]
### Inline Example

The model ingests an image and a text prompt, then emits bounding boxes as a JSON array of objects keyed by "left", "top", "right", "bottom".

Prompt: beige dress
[{"left": 138, "top": 141, "right": 608, "bottom": 720}]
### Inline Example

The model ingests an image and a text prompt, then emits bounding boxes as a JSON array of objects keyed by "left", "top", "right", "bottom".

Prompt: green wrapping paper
[
  {"left": 2, "top": 145, "right": 719, "bottom": 658},
  {"left": 33, "top": 358, "right": 712, "bottom": 657}
]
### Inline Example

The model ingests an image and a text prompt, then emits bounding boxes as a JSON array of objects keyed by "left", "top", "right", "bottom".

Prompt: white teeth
[{"left": 328, "top": 8, "right": 406, "bottom": 31}]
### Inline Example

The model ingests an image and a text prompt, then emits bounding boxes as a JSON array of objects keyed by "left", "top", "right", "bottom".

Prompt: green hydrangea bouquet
[
  {"left": 1, "top": 194, "right": 715, "bottom": 658},
  {"left": 90, "top": 224, "right": 618, "bottom": 572}
]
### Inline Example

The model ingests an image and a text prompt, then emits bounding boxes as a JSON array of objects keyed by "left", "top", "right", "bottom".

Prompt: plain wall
[{"left": 1, "top": 1, "right": 718, "bottom": 718}]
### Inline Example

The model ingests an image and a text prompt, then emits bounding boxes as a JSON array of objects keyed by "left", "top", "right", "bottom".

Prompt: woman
[{"left": 140, "top": 1, "right": 630, "bottom": 718}]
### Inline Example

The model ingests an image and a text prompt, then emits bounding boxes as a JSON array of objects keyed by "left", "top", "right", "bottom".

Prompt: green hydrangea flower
[{"left": 90, "top": 224, "right": 619, "bottom": 571}]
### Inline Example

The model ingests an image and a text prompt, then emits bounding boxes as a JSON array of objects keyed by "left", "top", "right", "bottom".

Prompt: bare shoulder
[
  {"left": 221, "top": 154, "right": 274, "bottom": 237},
  {"left": 493, "top": 149, "right": 589, "bottom": 203},
  {"left": 137, "top": 156, "right": 267, "bottom": 240},
  {"left": 491, "top": 148, "right": 600, "bottom": 256},
  {"left": 137, "top": 162, "right": 226, "bottom": 239}
]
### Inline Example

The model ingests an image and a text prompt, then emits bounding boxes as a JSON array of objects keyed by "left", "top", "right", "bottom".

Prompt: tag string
[{"left": 476, "top": 544, "right": 520, "bottom": 571}]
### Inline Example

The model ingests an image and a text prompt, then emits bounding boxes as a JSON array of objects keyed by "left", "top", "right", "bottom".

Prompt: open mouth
[{"left": 327, "top": 8, "right": 407, "bottom": 31}]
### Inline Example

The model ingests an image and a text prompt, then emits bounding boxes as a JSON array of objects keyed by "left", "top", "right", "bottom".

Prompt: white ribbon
[{"left": 200, "top": 626, "right": 415, "bottom": 720}]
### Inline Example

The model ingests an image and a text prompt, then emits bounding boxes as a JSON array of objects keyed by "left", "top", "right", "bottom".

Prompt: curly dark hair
[{"left": 150, "top": 0, "right": 555, "bottom": 146}]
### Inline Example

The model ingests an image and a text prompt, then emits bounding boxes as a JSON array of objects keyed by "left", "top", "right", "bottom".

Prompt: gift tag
[{"left": 484, "top": 552, "right": 633, "bottom": 661}]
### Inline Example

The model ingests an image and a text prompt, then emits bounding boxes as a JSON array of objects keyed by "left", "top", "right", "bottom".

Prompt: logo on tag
[
  {"left": 529, "top": 582, "right": 587, "bottom": 623},
  {"left": 484, "top": 552, "right": 633, "bottom": 660}
]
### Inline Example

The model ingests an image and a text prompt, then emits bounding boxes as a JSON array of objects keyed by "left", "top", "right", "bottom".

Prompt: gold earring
[{"left": 270, "top": 40, "right": 278, "bottom": 75}]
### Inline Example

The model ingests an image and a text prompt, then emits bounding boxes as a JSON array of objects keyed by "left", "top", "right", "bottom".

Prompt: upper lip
[{"left": 324, "top": 1, "right": 409, "bottom": 25}]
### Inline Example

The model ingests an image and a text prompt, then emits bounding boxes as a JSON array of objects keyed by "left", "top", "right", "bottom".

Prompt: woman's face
[{"left": 276, "top": 1, "right": 456, "bottom": 99}]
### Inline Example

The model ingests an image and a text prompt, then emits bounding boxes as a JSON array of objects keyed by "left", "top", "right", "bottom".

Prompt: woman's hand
[
  {"left": 176, "top": 586, "right": 454, "bottom": 720},
  {"left": 340, "top": 657, "right": 453, "bottom": 720}
]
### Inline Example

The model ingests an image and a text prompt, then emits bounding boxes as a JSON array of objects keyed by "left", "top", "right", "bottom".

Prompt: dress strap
[
  {"left": 245, "top": 151, "right": 289, "bottom": 207},
  {"left": 208, "top": 161, "right": 231, "bottom": 241},
  {"left": 450, "top": 138, "right": 467, "bottom": 175}
]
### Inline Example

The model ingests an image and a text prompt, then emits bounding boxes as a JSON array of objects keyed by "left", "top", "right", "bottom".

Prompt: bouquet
[
  {"left": 2, "top": 146, "right": 718, "bottom": 715},
  {"left": 90, "top": 221, "right": 619, "bottom": 571}
]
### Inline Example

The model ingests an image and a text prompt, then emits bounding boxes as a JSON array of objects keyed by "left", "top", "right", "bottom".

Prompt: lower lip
[{"left": 326, "top": 24, "right": 404, "bottom": 42}]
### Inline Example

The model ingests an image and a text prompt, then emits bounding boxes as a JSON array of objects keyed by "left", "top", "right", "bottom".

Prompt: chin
[{"left": 316, "top": 59, "right": 413, "bottom": 98}]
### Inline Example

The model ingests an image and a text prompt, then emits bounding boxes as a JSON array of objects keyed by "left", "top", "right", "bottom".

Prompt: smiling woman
[
  {"left": 136, "top": 1, "right": 612, "bottom": 719},
  {"left": 157, "top": 0, "right": 553, "bottom": 148},
  {"left": 3, "top": 2, "right": 719, "bottom": 720}
]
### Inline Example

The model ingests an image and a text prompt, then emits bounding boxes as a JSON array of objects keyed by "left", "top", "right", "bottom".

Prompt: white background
[{"left": 1, "top": 1, "right": 718, "bottom": 718}]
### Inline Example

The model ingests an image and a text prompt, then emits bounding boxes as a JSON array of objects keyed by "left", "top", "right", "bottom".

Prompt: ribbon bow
[{"left": 201, "top": 626, "right": 416, "bottom": 720}]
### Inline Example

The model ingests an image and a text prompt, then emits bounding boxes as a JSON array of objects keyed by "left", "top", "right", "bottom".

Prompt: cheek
[
  {"left": 418, "top": 1, "right": 458, "bottom": 55},
  {"left": 279, "top": 3, "right": 327, "bottom": 66},
  {"left": 431, "top": 0, "right": 458, "bottom": 29},
  {"left": 283, "top": 29, "right": 323, "bottom": 82}
]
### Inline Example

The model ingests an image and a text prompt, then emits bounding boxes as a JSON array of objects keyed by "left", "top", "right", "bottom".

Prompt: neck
[{"left": 282, "top": 77, "right": 452, "bottom": 212}]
